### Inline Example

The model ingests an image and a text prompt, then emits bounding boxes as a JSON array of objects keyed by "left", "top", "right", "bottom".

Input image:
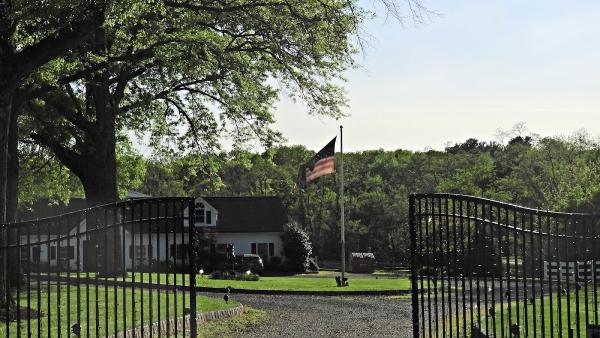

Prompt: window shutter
[
  {"left": 129, "top": 245, "right": 134, "bottom": 259},
  {"left": 177, "top": 244, "right": 187, "bottom": 259},
  {"left": 148, "top": 244, "right": 153, "bottom": 259},
  {"left": 269, "top": 243, "right": 274, "bottom": 256},
  {"left": 251, "top": 243, "right": 257, "bottom": 254},
  {"left": 50, "top": 246, "right": 56, "bottom": 260},
  {"left": 206, "top": 211, "right": 212, "bottom": 224},
  {"left": 69, "top": 246, "right": 75, "bottom": 259}
]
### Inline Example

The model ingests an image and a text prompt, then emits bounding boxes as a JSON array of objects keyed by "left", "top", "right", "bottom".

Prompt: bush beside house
[{"left": 281, "top": 223, "right": 312, "bottom": 272}]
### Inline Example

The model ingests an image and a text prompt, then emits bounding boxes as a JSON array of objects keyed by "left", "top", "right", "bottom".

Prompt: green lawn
[
  {"left": 0, "top": 283, "right": 238, "bottom": 338},
  {"left": 48, "top": 272, "right": 412, "bottom": 292},
  {"left": 127, "top": 272, "right": 410, "bottom": 292},
  {"left": 437, "top": 289, "right": 600, "bottom": 337},
  {"left": 196, "top": 275, "right": 410, "bottom": 292}
]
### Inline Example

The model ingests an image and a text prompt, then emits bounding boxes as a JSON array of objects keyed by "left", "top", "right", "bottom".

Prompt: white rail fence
[{"left": 544, "top": 260, "right": 600, "bottom": 282}]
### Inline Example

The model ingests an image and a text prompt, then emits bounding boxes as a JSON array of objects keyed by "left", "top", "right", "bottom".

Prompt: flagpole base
[{"left": 335, "top": 275, "right": 349, "bottom": 287}]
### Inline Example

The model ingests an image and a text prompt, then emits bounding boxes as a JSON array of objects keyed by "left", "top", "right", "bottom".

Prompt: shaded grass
[{"left": 0, "top": 283, "right": 237, "bottom": 338}]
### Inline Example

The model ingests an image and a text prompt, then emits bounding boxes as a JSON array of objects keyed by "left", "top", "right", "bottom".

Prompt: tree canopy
[{"left": 14, "top": 0, "right": 423, "bottom": 206}]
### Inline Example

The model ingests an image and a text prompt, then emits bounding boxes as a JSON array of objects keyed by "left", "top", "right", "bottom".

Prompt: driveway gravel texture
[{"left": 227, "top": 293, "right": 413, "bottom": 337}]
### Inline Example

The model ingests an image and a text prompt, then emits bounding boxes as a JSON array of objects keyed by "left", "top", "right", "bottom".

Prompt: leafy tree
[
  {"left": 0, "top": 0, "right": 107, "bottom": 224},
  {"left": 22, "top": 0, "right": 382, "bottom": 206},
  {"left": 281, "top": 222, "right": 313, "bottom": 272},
  {"left": 0, "top": 0, "right": 110, "bottom": 308},
  {"left": 18, "top": 144, "right": 83, "bottom": 208},
  {"left": 140, "top": 151, "right": 224, "bottom": 197}
]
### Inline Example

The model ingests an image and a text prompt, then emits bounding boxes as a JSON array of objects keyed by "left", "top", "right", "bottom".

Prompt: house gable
[{"left": 193, "top": 197, "right": 218, "bottom": 227}]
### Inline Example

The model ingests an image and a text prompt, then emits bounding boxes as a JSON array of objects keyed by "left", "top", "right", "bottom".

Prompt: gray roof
[
  {"left": 203, "top": 196, "right": 287, "bottom": 233},
  {"left": 19, "top": 196, "right": 288, "bottom": 235}
]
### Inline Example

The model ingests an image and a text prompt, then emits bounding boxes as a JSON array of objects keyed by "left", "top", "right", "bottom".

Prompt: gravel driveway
[{"left": 228, "top": 293, "right": 413, "bottom": 337}]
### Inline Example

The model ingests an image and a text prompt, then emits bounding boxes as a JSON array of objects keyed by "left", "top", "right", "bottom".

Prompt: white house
[
  {"left": 198, "top": 196, "right": 287, "bottom": 261},
  {"left": 18, "top": 195, "right": 287, "bottom": 272}
]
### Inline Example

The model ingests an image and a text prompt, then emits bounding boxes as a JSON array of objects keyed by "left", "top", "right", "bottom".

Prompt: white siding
[
  {"left": 214, "top": 232, "right": 283, "bottom": 258},
  {"left": 124, "top": 233, "right": 189, "bottom": 270},
  {"left": 18, "top": 204, "right": 284, "bottom": 272},
  {"left": 19, "top": 220, "right": 88, "bottom": 271}
]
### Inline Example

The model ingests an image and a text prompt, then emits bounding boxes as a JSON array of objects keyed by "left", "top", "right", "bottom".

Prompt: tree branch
[
  {"left": 29, "top": 132, "right": 84, "bottom": 177},
  {"left": 11, "top": 4, "right": 106, "bottom": 83},
  {"left": 163, "top": 0, "right": 285, "bottom": 13},
  {"left": 164, "top": 97, "right": 206, "bottom": 149},
  {"left": 36, "top": 91, "right": 94, "bottom": 135}
]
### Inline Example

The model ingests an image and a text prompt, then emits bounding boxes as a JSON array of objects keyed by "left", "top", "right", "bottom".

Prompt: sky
[{"left": 272, "top": 0, "right": 600, "bottom": 152}]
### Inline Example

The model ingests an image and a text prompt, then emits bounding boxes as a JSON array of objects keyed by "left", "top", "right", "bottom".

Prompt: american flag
[{"left": 297, "top": 137, "right": 336, "bottom": 189}]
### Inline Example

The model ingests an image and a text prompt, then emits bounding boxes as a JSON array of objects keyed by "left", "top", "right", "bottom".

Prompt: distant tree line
[{"left": 19, "top": 130, "right": 600, "bottom": 264}]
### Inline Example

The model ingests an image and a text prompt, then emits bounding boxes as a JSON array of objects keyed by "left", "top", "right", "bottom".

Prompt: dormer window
[{"left": 195, "top": 202, "right": 205, "bottom": 223}]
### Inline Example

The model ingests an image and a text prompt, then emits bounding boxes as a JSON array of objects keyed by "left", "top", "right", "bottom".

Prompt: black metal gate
[
  {"left": 409, "top": 193, "right": 600, "bottom": 338},
  {"left": 0, "top": 197, "right": 199, "bottom": 337}
]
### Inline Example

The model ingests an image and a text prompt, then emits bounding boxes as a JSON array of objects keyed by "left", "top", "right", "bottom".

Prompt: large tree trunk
[
  {"left": 0, "top": 77, "right": 19, "bottom": 320},
  {"left": 80, "top": 140, "right": 118, "bottom": 206},
  {"left": 0, "top": 38, "right": 17, "bottom": 309},
  {"left": 0, "top": 88, "right": 11, "bottom": 225},
  {"left": 7, "top": 96, "right": 19, "bottom": 223},
  {"left": 5, "top": 97, "right": 20, "bottom": 289},
  {"left": 80, "top": 138, "right": 124, "bottom": 277},
  {"left": 79, "top": 81, "right": 124, "bottom": 276},
  {"left": 0, "top": 13, "right": 14, "bottom": 223},
  {"left": 1, "top": 3, "right": 20, "bottom": 317},
  {"left": 0, "top": 87, "right": 13, "bottom": 314},
  {"left": 0, "top": 0, "right": 108, "bottom": 315}
]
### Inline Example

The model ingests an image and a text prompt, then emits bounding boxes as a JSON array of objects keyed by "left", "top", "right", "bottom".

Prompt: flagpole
[{"left": 339, "top": 125, "right": 346, "bottom": 282}]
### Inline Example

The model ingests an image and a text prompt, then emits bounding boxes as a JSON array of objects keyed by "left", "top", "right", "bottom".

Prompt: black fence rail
[
  {"left": 0, "top": 197, "right": 199, "bottom": 337},
  {"left": 409, "top": 193, "right": 600, "bottom": 338}
]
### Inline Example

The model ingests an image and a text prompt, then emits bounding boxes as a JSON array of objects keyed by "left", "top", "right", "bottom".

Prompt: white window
[
  {"left": 195, "top": 202, "right": 205, "bottom": 223},
  {"left": 251, "top": 243, "right": 275, "bottom": 257},
  {"left": 194, "top": 202, "right": 214, "bottom": 225}
]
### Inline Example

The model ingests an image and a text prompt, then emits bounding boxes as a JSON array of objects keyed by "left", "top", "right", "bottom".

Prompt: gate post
[
  {"left": 409, "top": 193, "right": 420, "bottom": 338},
  {"left": 188, "top": 198, "right": 198, "bottom": 338}
]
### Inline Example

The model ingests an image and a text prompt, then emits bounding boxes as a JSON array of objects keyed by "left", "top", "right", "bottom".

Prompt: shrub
[
  {"left": 236, "top": 272, "right": 260, "bottom": 281},
  {"left": 209, "top": 253, "right": 227, "bottom": 271},
  {"left": 266, "top": 256, "right": 282, "bottom": 271},
  {"left": 281, "top": 222, "right": 313, "bottom": 273},
  {"left": 209, "top": 270, "right": 237, "bottom": 280},
  {"left": 463, "top": 226, "right": 503, "bottom": 277},
  {"left": 209, "top": 270, "right": 260, "bottom": 281}
]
